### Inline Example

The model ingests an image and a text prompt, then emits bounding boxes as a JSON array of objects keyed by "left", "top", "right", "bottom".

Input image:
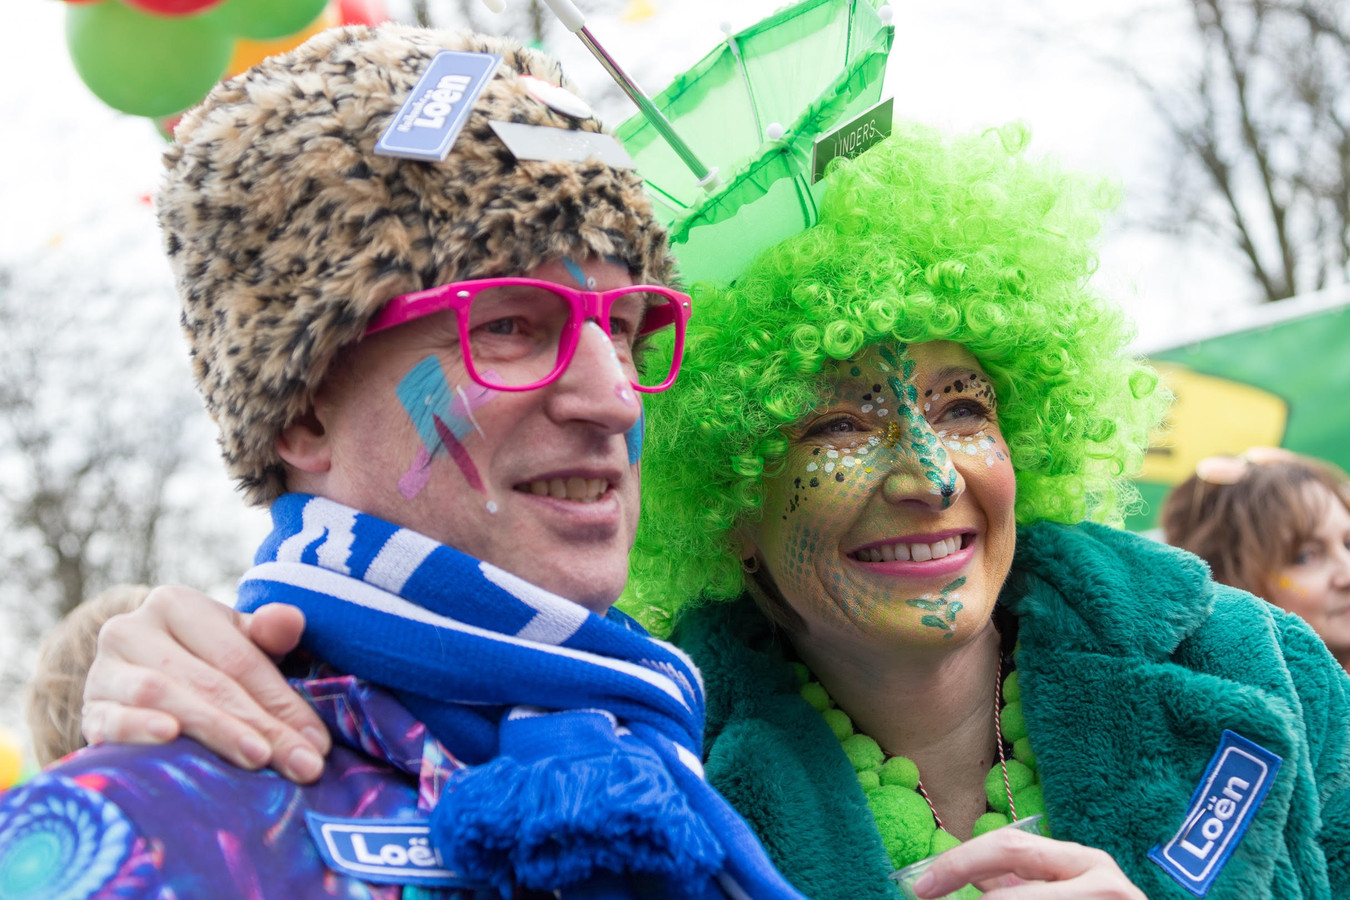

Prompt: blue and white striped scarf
[{"left": 236, "top": 494, "right": 806, "bottom": 900}]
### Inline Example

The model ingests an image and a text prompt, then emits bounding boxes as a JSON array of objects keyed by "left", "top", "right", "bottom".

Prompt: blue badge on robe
[{"left": 1148, "top": 730, "right": 1281, "bottom": 896}]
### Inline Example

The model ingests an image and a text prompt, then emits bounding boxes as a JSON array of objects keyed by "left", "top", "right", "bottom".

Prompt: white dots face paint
[
  {"left": 861, "top": 404, "right": 874, "bottom": 413},
  {"left": 826, "top": 450, "right": 839, "bottom": 459},
  {"left": 842, "top": 456, "right": 857, "bottom": 468},
  {"left": 806, "top": 462, "right": 819, "bottom": 473},
  {"left": 486, "top": 500, "right": 499, "bottom": 514},
  {"left": 878, "top": 408, "right": 890, "bottom": 417},
  {"left": 824, "top": 462, "right": 836, "bottom": 473}
]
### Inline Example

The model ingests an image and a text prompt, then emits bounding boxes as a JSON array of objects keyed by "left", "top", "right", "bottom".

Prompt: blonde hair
[
  {"left": 1161, "top": 453, "right": 1350, "bottom": 596},
  {"left": 25, "top": 584, "right": 150, "bottom": 766}
]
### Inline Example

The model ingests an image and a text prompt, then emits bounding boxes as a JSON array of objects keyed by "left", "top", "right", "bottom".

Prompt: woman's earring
[{"left": 741, "top": 557, "right": 760, "bottom": 574}]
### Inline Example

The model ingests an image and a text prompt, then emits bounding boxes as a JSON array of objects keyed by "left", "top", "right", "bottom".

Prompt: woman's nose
[
  {"left": 1331, "top": 541, "right": 1350, "bottom": 588},
  {"left": 878, "top": 418, "right": 964, "bottom": 510}
]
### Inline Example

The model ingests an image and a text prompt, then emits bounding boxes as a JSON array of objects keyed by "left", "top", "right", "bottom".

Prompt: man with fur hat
[{"left": 0, "top": 24, "right": 803, "bottom": 900}]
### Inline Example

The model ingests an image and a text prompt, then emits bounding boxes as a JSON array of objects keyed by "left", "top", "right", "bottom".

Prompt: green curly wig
[{"left": 623, "top": 121, "right": 1168, "bottom": 634}]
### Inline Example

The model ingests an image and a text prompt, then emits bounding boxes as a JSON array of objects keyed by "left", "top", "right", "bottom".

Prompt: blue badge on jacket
[
  {"left": 305, "top": 812, "right": 483, "bottom": 888},
  {"left": 375, "top": 50, "right": 501, "bottom": 162},
  {"left": 1148, "top": 730, "right": 1282, "bottom": 896}
]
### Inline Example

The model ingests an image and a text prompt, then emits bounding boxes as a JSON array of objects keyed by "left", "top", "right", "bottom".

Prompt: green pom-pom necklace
[{"left": 797, "top": 658, "right": 1047, "bottom": 871}]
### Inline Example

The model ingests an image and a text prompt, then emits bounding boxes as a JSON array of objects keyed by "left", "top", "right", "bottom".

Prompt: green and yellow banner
[{"left": 1128, "top": 288, "right": 1350, "bottom": 530}]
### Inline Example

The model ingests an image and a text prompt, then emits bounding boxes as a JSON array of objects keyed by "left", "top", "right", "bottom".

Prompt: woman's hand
[
  {"left": 912, "top": 827, "right": 1146, "bottom": 899},
  {"left": 82, "top": 586, "right": 330, "bottom": 783}
]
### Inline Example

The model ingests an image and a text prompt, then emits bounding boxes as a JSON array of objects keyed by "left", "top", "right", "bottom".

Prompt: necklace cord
[{"left": 913, "top": 653, "right": 1017, "bottom": 829}]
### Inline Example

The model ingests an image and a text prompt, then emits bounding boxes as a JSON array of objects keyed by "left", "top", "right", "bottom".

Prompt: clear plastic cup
[{"left": 888, "top": 814, "right": 1044, "bottom": 900}]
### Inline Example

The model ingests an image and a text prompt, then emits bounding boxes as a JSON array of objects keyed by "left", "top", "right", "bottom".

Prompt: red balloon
[
  {"left": 336, "top": 0, "right": 388, "bottom": 27},
  {"left": 123, "top": 0, "right": 228, "bottom": 13}
]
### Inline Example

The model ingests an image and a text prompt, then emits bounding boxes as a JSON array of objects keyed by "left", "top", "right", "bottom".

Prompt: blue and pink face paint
[
  {"left": 395, "top": 355, "right": 497, "bottom": 500},
  {"left": 393, "top": 259, "right": 648, "bottom": 504}
]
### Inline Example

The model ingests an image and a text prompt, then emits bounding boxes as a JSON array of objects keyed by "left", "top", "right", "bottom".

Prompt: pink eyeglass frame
[{"left": 364, "top": 277, "right": 692, "bottom": 392}]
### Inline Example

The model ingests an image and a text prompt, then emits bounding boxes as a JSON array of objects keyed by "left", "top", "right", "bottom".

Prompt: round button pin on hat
[{"left": 520, "top": 75, "right": 594, "bottom": 119}]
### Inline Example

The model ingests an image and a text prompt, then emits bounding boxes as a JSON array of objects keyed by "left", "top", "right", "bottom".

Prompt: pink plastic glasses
[{"left": 364, "top": 277, "right": 691, "bottom": 392}]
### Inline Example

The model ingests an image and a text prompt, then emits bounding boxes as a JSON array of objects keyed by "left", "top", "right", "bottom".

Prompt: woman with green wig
[{"left": 76, "top": 123, "right": 1350, "bottom": 899}]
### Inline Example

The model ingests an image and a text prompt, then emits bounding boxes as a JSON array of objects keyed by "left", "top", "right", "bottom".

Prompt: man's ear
[{"left": 276, "top": 407, "right": 331, "bottom": 474}]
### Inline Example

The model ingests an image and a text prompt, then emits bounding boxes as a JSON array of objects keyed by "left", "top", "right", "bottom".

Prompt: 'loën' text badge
[
  {"left": 376, "top": 50, "right": 501, "bottom": 162},
  {"left": 1148, "top": 730, "right": 1282, "bottom": 897}
]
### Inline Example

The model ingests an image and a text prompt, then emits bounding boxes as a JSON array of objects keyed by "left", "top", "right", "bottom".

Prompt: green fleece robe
[{"left": 673, "top": 521, "right": 1350, "bottom": 899}]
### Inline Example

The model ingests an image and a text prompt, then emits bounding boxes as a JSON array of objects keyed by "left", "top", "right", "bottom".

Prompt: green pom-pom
[
  {"left": 1002, "top": 668, "right": 1020, "bottom": 702},
  {"left": 1013, "top": 737, "right": 1036, "bottom": 769},
  {"left": 1012, "top": 784, "right": 1046, "bottom": 820},
  {"left": 878, "top": 755, "right": 920, "bottom": 789},
  {"left": 867, "top": 785, "right": 935, "bottom": 868},
  {"left": 973, "top": 812, "right": 1010, "bottom": 837},
  {"left": 985, "top": 759, "right": 1035, "bottom": 812},
  {"left": 821, "top": 707, "right": 854, "bottom": 742},
  {"left": 800, "top": 681, "right": 832, "bottom": 712},
  {"left": 857, "top": 769, "right": 881, "bottom": 792},
  {"left": 1005, "top": 759, "right": 1035, "bottom": 791},
  {"left": 791, "top": 662, "right": 811, "bottom": 687},
  {"left": 1000, "top": 699, "right": 1027, "bottom": 742},
  {"left": 841, "top": 733, "right": 884, "bottom": 772},
  {"left": 929, "top": 828, "right": 961, "bottom": 856}
]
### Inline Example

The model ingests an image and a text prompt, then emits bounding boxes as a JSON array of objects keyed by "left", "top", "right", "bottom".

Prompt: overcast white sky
[{"left": 1, "top": 0, "right": 1258, "bottom": 347}]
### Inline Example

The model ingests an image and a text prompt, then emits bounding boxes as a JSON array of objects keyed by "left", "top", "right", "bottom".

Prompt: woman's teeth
[
  {"left": 853, "top": 536, "right": 961, "bottom": 563},
  {"left": 520, "top": 477, "right": 609, "bottom": 502}
]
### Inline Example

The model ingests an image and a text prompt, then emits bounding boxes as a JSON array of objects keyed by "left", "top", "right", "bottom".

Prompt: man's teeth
[
  {"left": 853, "top": 536, "right": 961, "bottom": 563},
  {"left": 522, "top": 477, "right": 609, "bottom": 502}
]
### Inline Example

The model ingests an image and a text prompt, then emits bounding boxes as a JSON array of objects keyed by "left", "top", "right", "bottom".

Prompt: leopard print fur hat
[{"left": 159, "top": 24, "right": 673, "bottom": 504}]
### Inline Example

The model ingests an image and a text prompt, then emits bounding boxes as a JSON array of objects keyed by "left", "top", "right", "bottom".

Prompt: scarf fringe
[{"left": 434, "top": 711, "right": 724, "bottom": 896}]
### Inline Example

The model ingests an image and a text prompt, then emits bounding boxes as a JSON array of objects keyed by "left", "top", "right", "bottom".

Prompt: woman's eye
[
  {"left": 803, "top": 417, "right": 860, "bottom": 437},
  {"left": 938, "top": 399, "right": 990, "bottom": 423},
  {"left": 1293, "top": 546, "right": 1321, "bottom": 566}
]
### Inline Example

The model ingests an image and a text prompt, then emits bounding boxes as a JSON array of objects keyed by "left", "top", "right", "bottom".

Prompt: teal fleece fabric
[{"left": 673, "top": 521, "right": 1350, "bottom": 900}]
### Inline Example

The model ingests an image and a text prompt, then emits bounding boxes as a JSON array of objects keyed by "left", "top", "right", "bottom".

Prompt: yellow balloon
[
  {"left": 0, "top": 728, "right": 23, "bottom": 791},
  {"left": 226, "top": 1, "right": 340, "bottom": 78}
]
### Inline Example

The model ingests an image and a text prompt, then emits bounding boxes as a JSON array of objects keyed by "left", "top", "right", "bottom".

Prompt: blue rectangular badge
[
  {"left": 305, "top": 812, "right": 484, "bottom": 888},
  {"left": 1148, "top": 731, "right": 1282, "bottom": 896},
  {"left": 375, "top": 50, "right": 501, "bottom": 162}
]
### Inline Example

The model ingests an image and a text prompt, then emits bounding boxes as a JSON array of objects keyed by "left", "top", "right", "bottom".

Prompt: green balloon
[
  {"left": 67, "top": 1, "right": 233, "bottom": 119},
  {"left": 206, "top": 0, "right": 330, "bottom": 41}
]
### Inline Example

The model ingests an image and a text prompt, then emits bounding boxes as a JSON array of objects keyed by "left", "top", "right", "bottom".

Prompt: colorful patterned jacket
[{"left": 0, "top": 665, "right": 523, "bottom": 899}]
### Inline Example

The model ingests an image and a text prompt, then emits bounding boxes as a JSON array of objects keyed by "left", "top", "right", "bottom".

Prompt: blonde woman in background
[{"left": 1162, "top": 447, "right": 1350, "bottom": 673}]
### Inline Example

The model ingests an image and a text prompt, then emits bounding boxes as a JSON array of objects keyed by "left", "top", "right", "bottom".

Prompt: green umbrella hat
[{"left": 615, "top": 0, "right": 895, "bottom": 285}]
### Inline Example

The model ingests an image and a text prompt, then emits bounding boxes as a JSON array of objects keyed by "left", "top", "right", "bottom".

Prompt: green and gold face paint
[{"left": 745, "top": 341, "right": 1018, "bottom": 649}]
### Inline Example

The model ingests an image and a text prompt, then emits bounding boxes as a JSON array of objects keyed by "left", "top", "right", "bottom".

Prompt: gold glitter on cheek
[{"left": 883, "top": 420, "right": 904, "bottom": 447}]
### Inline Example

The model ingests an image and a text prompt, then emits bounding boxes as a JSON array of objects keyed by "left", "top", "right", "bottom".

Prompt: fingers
[
  {"left": 82, "top": 701, "right": 180, "bottom": 746},
  {"left": 912, "top": 830, "right": 1147, "bottom": 900},
  {"left": 84, "top": 586, "right": 329, "bottom": 783},
  {"left": 245, "top": 602, "right": 307, "bottom": 660}
]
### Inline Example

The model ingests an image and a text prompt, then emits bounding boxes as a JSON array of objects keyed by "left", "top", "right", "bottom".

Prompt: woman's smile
[
  {"left": 744, "top": 341, "right": 1017, "bottom": 643},
  {"left": 846, "top": 531, "right": 976, "bottom": 576}
]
